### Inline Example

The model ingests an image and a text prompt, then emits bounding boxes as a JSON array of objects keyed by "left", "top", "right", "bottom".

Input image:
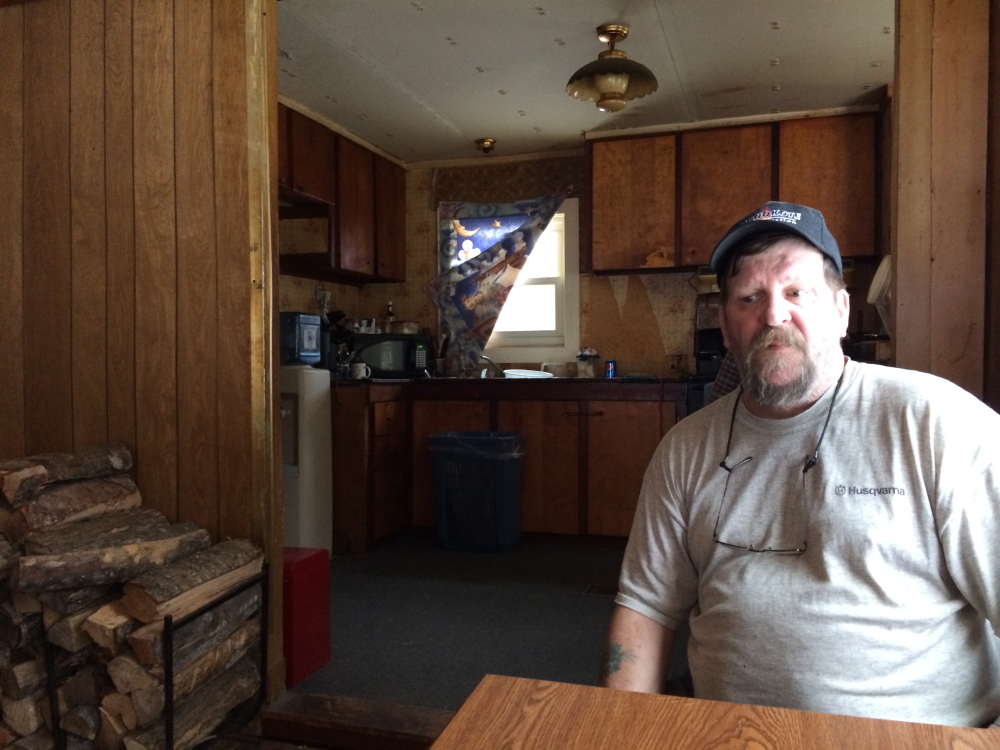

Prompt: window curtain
[{"left": 424, "top": 189, "right": 570, "bottom": 372}]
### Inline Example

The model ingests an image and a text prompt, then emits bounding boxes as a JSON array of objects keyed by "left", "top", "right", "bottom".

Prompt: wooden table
[{"left": 431, "top": 674, "right": 999, "bottom": 749}]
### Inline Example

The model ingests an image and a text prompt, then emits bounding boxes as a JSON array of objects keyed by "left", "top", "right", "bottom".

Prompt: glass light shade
[{"left": 566, "top": 51, "right": 658, "bottom": 110}]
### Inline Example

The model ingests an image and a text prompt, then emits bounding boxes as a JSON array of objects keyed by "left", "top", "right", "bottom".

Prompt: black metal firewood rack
[{"left": 45, "top": 564, "right": 269, "bottom": 750}]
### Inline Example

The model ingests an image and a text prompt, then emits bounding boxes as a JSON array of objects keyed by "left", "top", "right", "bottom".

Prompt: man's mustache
[{"left": 748, "top": 327, "right": 807, "bottom": 357}]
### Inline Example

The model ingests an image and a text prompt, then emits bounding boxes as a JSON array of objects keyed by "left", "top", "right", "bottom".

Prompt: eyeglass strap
[
  {"left": 719, "top": 388, "right": 746, "bottom": 472},
  {"left": 804, "top": 367, "right": 846, "bottom": 474}
]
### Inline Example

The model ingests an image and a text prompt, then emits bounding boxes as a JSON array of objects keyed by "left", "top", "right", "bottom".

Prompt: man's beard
[{"left": 733, "top": 327, "right": 817, "bottom": 409}]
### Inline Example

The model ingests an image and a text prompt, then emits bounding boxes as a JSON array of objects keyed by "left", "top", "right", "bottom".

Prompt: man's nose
[{"left": 763, "top": 295, "right": 793, "bottom": 327}]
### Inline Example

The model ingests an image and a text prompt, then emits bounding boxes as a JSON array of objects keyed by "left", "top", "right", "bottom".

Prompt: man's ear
[
  {"left": 718, "top": 304, "right": 731, "bottom": 349},
  {"left": 836, "top": 288, "right": 850, "bottom": 338}
]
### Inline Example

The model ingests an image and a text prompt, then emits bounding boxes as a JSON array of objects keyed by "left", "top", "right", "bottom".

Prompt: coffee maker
[{"left": 694, "top": 294, "right": 727, "bottom": 377}]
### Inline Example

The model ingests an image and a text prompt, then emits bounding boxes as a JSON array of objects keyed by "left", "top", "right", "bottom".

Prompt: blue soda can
[{"left": 605, "top": 360, "right": 616, "bottom": 378}]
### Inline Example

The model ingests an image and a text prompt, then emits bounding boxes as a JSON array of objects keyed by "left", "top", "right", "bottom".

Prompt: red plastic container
[{"left": 282, "top": 547, "right": 331, "bottom": 686}]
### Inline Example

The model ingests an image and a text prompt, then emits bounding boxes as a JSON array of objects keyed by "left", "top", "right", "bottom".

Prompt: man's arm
[{"left": 600, "top": 603, "right": 675, "bottom": 693}]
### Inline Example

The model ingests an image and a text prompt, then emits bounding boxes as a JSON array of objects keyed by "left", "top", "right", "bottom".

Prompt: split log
[
  {"left": 131, "top": 618, "right": 260, "bottom": 727},
  {"left": 121, "top": 540, "right": 263, "bottom": 624},
  {"left": 61, "top": 706, "right": 100, "bottom": 741},
  {"left": 2, "top": 689, "right": 47, "bottom": 737},
  {"left": 39, "top": 586, "right": 118, "bottom": 617},
  {"left": 100, "top": 694, "right": 137, "bottom": 732},
  {"left": 0, "top": 538, "right": 17, "bottom": 582},
  {"left": 0, "top": 444, "right": 133, "bottom": 508},
  {"left": 11, "top": 592, "right": 41, "bottom": 615},
  {"left": 15, "top": 510, "right": 211, "bottom": 593},
  {"left": 126, "top": 588, "right": 260, "bottom": 667},
  {"left": 2, "top": 477, "right": 142, "bottom": 545},
  {"left": 96, "top": 709, "right": 127, "bottom": 750},
  {"left": 0, "top": 657, "right": 44, "bottom": 700},
  {"left": 122, "top": 656, "right": 259, "bottom": 750},
  {"left": 57, "top": 664, "right": 102, "bottom": 712},
  {"left": 0, "top": 722, "right": 17, "bottom": 749},
  {"left": 106, "top": 654, "right": 157, "bottom": 695},
  {"left": 9, "top": 728, "right": 53, "bottom": 750},
  {"left": 47, "top": 603, "right": 110, "bottom": 652},
  {"left": 82, "top": 603, "right": 135, "bottom": 655},
  {"left": 0, "top": 603, "right": 42, "bottom": 648}
]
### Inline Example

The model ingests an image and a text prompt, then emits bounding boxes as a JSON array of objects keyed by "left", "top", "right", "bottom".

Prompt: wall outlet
[{"left": 315, "top": 288, "right": 332, "bottom": 313}]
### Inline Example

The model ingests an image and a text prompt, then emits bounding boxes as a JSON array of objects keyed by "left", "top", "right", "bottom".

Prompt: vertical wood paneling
[
  {"left": 0, "top": 4, "right": 25, "bottom": 459},
  {"left": 987, "top": 0, "right": 1000, "bottom": 410},
  {"left": 105, "top": 0, "right": 136, "bottom": 451},
  {"left": 176, "top": 0, "right": 219, "bottom": 537},
  {"left": 929, "top": 0, "right": 987, "bottom": 394},
  {"left": 214, "top": 0, "right": 254, "bottom": 541},
  {"left": 893, "top": 0, "right": 935, "bottom": 374},
  {"left": 133, "top": 0, "right": 178, "bottom": 518},
  {"left": 23, "top": 0, "right": 73, "bottom": 454},
  {"left": 71, "top": 0, "right": 109, "bottom": 449}
]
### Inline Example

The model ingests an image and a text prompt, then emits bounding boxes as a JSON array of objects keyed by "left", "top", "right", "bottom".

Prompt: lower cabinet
[
  {"left": 586, "top": 401, "right": 676, "bottom": 537},
  {"left": 497, "top": 401, "right": 581, "bottom": 535}
]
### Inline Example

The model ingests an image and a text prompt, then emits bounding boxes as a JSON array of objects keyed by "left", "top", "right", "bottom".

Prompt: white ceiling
[{"left": 276, "top": 0, "right": 894, "bottom": 165}]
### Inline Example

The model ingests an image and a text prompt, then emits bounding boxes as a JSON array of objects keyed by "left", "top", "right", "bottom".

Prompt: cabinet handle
[{"left": 565, "top": 410, "right": 604, "bottom": 418}]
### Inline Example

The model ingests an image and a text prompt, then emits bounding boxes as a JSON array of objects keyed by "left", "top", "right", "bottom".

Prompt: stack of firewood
[{"left": 0, "top": 444, "right": 264, "bottom": 750}]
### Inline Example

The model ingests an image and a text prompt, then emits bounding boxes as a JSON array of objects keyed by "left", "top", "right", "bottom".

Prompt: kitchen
[{"left": 0, "top": 0, "right": 997, "bottom": 748}]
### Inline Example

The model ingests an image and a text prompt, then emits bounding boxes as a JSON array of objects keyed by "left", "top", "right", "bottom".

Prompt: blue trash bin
[{"left": 428, "top": 431, "right": 525, "bottom": 552}]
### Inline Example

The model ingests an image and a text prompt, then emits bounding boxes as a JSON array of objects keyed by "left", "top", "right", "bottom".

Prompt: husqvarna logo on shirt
[{"left": 835, "top": 484, "right": 906, "bottom": 496}]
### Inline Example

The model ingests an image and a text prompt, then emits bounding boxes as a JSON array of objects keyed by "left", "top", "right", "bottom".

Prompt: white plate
[{"left": 503, "top": 369, "right": 554, "bottom": 379}]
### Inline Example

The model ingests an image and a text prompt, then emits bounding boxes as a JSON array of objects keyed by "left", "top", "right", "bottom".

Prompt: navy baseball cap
[{"left": 709, "top": 201, "right": 842, "bottom": 274}]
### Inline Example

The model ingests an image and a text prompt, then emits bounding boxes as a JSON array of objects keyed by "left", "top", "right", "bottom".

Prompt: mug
[{"left": 350, "top": 362, "right": 371, "bottom": 380}]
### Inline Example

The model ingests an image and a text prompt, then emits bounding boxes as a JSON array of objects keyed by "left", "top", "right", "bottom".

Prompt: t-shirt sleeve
[{"left": 615, "top": 432, "right": 700, "bottom": 632}]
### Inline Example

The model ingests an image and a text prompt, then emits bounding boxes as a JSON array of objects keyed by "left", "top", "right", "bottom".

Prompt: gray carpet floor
[{"left": 289, "top": 532, "right": 627, "bottom": 711}]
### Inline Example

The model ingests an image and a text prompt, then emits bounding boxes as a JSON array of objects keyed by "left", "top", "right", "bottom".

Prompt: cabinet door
[
  {"left": 411, "top": 401, "right": 491, "bottom": 527},
  {"left": 337, "top": 137, "right": 376, "bottom": 275},
  {"left": 680, "top": 124, "right": 772, "bottom": 267},
  {"left": 496, "top": 401, "right": 580, "bottom": 535},
  {"left": 372, "top": 400, "right": 409, "bottom": 541},
  {"left": 288, "top": 109, "right": 336, "bottom": 204},
  {"left": 779, "top": 114, "right": 876, "bottom": 258},
  {"left": 591, "top": 136, "right": 676, "bottom": 271},
  {"left": 374, "top": 155, "right": 406, "bottom": 282},
  {"left": 586, "top": 401, "right": 672, "bottom": 538}
]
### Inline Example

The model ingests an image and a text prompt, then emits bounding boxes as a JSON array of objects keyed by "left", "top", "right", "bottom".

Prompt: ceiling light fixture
[
  {"left": 566, "top": 24, "right": 658, "bottom": 113},
  {"left": 474, "top": 138, "right": 496, "bottom": 154}
]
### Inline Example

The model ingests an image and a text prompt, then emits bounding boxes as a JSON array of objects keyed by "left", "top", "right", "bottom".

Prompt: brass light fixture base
[
  {"left": 474, "top": 138, "right": 496, "bottom": 154},
  {"left": 597, "top": 24, "right": 628, "bottom": 47}
]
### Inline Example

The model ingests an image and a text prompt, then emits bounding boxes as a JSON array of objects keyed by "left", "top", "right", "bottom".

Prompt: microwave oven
[{"left": 352, "top": 333, "right": 431, "bottom": 378}]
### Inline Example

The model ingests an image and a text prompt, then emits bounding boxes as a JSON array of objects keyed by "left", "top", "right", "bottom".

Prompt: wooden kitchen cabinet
[
  {"left": 680, "top": 124, "right": 773, "bottom": 267},
  {"left": 410, "top": 400, "right": 491, "bottom": 527},
  {"left": 591, "top": 135, "right": 676, "bottom": 271},
  {"left": 586, "top": 400, "right": 674, "bottom": 537},
  {"left": 375, "top": 155, "right": 407, "bottom": 282},
  {"left": 779, "top": 114, "right": 876, "bottom": 258},
  {"left": 337, "top": 137, "right": 376, "bottom": 276},
  {"left": 288, "top": 107, "right": 337, "bottom": 205},
  {"left": 330, "top": 384, "right": 409, "bottom": 553},
  {"left": 496, "top": 400, "right": 580, "bottom": 535}
]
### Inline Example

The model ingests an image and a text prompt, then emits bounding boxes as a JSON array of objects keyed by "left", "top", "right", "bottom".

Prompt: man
[{"left": 601, "top": 201, "right": 1000, "bottom": 728}]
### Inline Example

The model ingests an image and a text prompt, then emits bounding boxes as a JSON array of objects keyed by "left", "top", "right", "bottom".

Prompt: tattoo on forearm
[{"left": 603, "top": 643, "right": 635, "bottom": 675}]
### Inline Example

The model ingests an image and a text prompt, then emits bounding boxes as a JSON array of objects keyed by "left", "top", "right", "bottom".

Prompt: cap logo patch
[{"left": 744, "top": 207, "right": 802, "bottom": 226}]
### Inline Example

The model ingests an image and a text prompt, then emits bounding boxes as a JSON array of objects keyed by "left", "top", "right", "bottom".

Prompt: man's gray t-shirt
[{"left": 616, "top": 360, "right": 1000, "bottom": 726}]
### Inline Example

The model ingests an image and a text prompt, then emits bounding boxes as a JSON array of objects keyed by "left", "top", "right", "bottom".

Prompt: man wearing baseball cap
[{"left": 600, "top": 201, "right": 1000, "bottom": 729}]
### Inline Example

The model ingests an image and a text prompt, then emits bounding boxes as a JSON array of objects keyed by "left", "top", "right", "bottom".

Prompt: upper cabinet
[
  {"left": 778, "top": 114, "right": 876, "bottom": 259},
  {"left": 288, "top": 107, "right": 337, "bottom": 205},
  {"left": 374, "top": 156, "right": 407, "bottom": 282},
  {"left": 591, "top": 135, "right": 676, "bottom": 271},
  {"left": 589, "top": 112, "right": 879, "bottom": 272},
  {"left": 276, "top": 105, "right": 406, "bottom": 284},
  {"left": 680, "top": 124, "right": 772, "bottom": 267},
  {"left": 336, "top": 137, "right": 376, "bottom": 276}
]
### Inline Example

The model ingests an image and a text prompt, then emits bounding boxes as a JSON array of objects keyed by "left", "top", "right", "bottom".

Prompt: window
[{"left": 484, "top": 198, "right": 579, "bottom": 363}]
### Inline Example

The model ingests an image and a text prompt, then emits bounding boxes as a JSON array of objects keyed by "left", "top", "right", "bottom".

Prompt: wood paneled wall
[
  {"left": 0, "top": 0, "right": 282, "bottom": 690},
  {"left": 893, "top": 0, "right": 989, "bottom": 397}
]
